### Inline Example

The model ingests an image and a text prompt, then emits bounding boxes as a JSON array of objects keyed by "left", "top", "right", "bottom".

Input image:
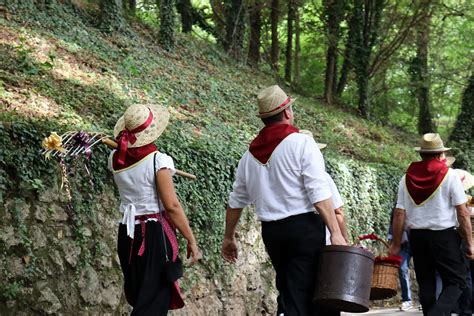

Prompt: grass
[{"left": 0, "top": 4, "right": 419, "bottom": 170}]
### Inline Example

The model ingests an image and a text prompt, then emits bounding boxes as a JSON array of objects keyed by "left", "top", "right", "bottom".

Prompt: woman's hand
[{"left": 187, "top": 241, "right": 202, "bottom": 265}]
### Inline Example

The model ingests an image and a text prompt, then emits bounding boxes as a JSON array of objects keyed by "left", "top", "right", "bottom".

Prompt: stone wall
[{"left": 0, "top": 185, "right": 277, "bottom": 315}]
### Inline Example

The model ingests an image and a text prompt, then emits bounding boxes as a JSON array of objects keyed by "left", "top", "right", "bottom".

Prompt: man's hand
[
  {"left": 388, "top": 244, "right": 401, "bottom": 257},
  {"left": 222, "top": 237, "right": 238, "bottom": 263},
  {"left": 330, "top": 232, "right": 347, "bottom": 246},
  {"left": 466, "top": 245, "right": 474, "bottom": 261}
]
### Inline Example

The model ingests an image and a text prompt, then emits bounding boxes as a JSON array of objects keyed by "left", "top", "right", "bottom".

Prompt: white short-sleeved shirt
[
  {"left": 108, "top": 151, "right": 176, "bottom": 237},
  {"left": 228, "top": 133, "right": 332, "bottom": 222},
  {"left": 325, "top": 173, "right": 343, "bottom": 245},
  {"left": 396, "top": 168, "right": 467, "bottom": 230}
]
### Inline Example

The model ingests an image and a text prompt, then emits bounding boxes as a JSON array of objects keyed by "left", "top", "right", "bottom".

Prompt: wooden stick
[{"left": 102, "top": 138, "right": 197, "bottom": 181}]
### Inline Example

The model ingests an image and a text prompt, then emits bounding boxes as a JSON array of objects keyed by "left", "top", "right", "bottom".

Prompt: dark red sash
[
  {"left": 249, "top": 123, "right": 299, "bottom": 164},
  {"left": 405, "top": 159, "right": 449, "bottom": 205}
]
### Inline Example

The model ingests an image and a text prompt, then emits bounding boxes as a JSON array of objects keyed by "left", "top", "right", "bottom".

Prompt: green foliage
[
  {"left": 326, "top": 158, "right": 402, "bottom": 241},
  {"left": 0, "top": 281, "right": 24, "bottom": 301},
  {"left": 0, "top": 1, "right": 423, "bottom": 293}
]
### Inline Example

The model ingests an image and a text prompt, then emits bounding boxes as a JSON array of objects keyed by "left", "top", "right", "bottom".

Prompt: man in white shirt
[
  {"left": 388, "top": 133, "right": 474, "bottom": 315},
  {"left": 221, "top": 85, "right": 346, "bottom": 316}
]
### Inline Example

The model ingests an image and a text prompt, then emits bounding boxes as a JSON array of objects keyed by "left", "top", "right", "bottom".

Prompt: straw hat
[
  {"left": 299, "top": 129, "right": 327, "bottom": 150},
  {"left": 414, "top": 133, "right": 451, "bottom": 153},
  {"left": 256, "top": 85, "right": 295, "bottom": 118},
  {"left": 445, "top": 156, "right": 455, "bottom": 167},
  {"left": 114, "top": 104, "right": 170, "bottom": 148},
  {"left": 454, "top": 169, "right": 474, "bottom": 191}
]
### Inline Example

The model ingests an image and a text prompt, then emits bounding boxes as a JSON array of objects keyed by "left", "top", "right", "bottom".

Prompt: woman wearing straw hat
[
  {"left": 388, "top": 133, "right": 474, "bottom": 315},
  {"left": 222, "top": 85, "right": 346, "bottom": 316},
  {"left": 109, "top": 104, "right": 201, "bottom": 315}
]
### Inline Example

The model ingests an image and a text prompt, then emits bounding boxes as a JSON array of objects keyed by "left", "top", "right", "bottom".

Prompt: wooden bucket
[
  {"left": 470, "top": 215, "right": 474, "bottom": 239},
  {"left": 313, "top": 245, "right": 375, "bottom": 313}
]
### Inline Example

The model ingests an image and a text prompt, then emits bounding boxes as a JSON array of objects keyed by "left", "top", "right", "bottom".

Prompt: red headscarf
[
  {"left": 112, "top": 143, "right": 157, "bottom": 170},
  {"left": 249, "top": 123, "right": 299, "bottom": 164},
  {"left": 405, "top": 159, "right": 449, "bottom": 205},
  {"left": 113, "top": 109, "right": 157, "bottom": 170}
]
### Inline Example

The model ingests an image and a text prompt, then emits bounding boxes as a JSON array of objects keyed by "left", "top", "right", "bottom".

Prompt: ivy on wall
[{"left": 1, "top": 117, "right": 403, "bottom": 283}]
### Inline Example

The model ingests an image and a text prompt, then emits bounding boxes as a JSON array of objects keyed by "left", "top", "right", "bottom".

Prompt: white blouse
[{"left": 108, "top": 151, "right": 176, "bottom": 238}]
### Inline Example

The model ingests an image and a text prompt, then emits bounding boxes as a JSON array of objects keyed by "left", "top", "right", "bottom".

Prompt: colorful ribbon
[
  {"left": 42, "top": 132, "right": 66, "bottom": 154},
  {"left": 72, "top": 131, "right": 92, "bottom": 158},
  {"left": 259, "top": 97, "right": 292, "bottom": 115}
]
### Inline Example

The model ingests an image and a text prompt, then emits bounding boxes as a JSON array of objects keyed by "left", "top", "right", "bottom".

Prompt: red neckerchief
[
  {"left": 405, "top": 159, "right": 449, "bottom": 205},
  {"left": 249, "top": 123, "right": 299, "bottom": 164},
  {"left": 112, "top": 143, "right": 157, "bottom": 170}
]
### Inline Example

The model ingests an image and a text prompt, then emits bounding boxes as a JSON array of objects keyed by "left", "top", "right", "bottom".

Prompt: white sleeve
[
  {"left": 301, "top": 137, "right": 332, "bottom": 204},
  {"left": 326, "top": 173, "right": 343, "bottom": 209},
  {"left": 450, "top": 171, "right": 468, "bottom": 206},
  {"left": 395, "top": 176, "right": 406, "bottom": 210},
  {"left": 155, "top": 153, "right": 176, "bottom": 176},
  {"left": 228, "top": 153, "right": 251, "bottom": 209}
]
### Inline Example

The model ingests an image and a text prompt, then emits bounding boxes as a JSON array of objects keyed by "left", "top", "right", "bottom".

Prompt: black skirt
[{"left": 117, "top": 221, "right": 173, "bottom": 316}]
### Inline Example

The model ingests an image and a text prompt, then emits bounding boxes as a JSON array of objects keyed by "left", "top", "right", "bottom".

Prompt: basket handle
[{"left": 354, "top": 233, "right": 390, "bottom": 249}]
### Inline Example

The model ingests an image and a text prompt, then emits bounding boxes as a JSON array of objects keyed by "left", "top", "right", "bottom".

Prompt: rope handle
[{"left": 354, "top": 233, "right": 390, "bottom": 249}]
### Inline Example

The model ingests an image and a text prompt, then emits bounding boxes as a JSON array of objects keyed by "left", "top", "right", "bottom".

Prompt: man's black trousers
[
  {"left": 262, "top": 212, "right": 339, "bottom": 316},
  {"left": 410, "top": 228, "right": 467, "bottom": 316}
]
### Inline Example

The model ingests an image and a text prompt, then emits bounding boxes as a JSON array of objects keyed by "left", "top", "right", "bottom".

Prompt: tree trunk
[
  {"left": 129, "top": 0, "right": 136, "bottom": 15},
  {"left": 158, "top": 0, "right": 176, "bottom": 51},
  {"left": 323, "top": 0, "right": 343, "bottom": 104},
  {"left": 225, "top": 0, "right": 246, "bottom": 59},
  {"left": 123, "top": 0, "right": 135, "bottom": 14},
  {"left": 411, "top": 4, "right": 434, "bottom": 134},
  {"left": 285, "top": 0, "right": 295, "bottom": 83},
  {"left": 271, "top": 0, "right": 280, "bottom": 72},
  {"left": 248, "top": 2, "right": 262, "bottom": 67},
  {"left": 352, "top": 0, "right": 384, "bottom": 119},
  {"left": 336, "top": 12, "right": 356, "bottom": 97},
  {"left": 448, "top": 73, "right": 474, "bottom": 170},
  {"left": 210, "top": 0, "right": 227, "bottom": 47},
  {"left": 293, "top": 5, "right": 301, "bottom": 88},
  {"left": 100, "top": 0, "right": 124, "bottom": 32},
  {"left": 176, "top": 0, "right": 193, "bottom": 33}
]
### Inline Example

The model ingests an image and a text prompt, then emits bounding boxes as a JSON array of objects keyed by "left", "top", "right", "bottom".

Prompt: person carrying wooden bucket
[
  {"left": 388, "top": 133, "right": 474, "bottom": 315},
  {"left": 221, "top": 85, "right": 346, "bottom": 315}
]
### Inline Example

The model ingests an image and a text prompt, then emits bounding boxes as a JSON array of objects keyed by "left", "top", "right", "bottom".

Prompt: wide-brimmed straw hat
[
  {"left": 299, "top": 129, "right": 327, "bottom": 149},
  {"left": 114, "top": 103, "right": 170, "bottom": 148},
  {"left": 414, "top": 133, "right": 451, "bottom": 153},
  {"left": 445, "top": 156, "right": 455, "bottom": 167},
  {"left": 455, "top": 169, "right": 474, "bottom": 191},
  {"left": 256, "top": 85, "right": 296, "bottom": 118}
]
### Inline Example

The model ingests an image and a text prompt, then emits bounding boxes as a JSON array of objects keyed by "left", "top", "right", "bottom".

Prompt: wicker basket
[
  {"left": 370, "top": 262, "right": 399, "bottom": 300},
  {"left": 471, "top": 215, "right": 474, "bottom": 239},
  {"left": 356, "top": 234, "right": 401, "bottom": 301}
]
